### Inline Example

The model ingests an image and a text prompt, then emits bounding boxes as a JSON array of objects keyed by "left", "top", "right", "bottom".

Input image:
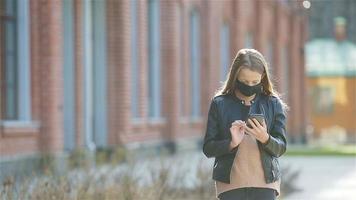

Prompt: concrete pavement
[{"left": 280, "top": 156, "right": 356, "bottom": 200}]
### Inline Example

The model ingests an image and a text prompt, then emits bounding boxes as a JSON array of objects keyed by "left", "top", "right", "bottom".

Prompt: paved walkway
[{"left": 280, "top": 156, "right": 356, "bottom": 200}]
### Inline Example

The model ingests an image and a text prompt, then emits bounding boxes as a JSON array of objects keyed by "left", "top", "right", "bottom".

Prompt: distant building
[
  {"left": 305, "top": 17, "right": 356, "bottom": 142},
  {"left": 308, "top": 0, "right": 356, "bottom": 44},
  {"left": 0, "top": 0, "right": 307, "bottom": 180}
]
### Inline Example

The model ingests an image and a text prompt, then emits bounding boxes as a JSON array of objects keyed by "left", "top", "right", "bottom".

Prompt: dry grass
[{"left": 0, "top": 148, "right": 299, "bottom": 200}]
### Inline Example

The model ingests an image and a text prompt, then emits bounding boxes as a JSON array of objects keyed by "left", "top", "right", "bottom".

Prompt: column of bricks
[
  {"left": 37, "top": 0, "right": 64, "bottom": 153},
  {"left": 160, "top": 0, "right": 180, "bottom": 145},
  {"left": 137, "top": 0, "right": 148, "bottom": 122},
  {"left": 106, "top": 0, "right": 131, "bottom": 144},
  {"left": 74, "top": 0, "right": 84, "bottom": 148}
]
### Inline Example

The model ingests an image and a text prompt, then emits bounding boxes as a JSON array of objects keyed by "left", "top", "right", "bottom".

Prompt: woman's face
[{"left": 237, "top": 67, "right": 263, "bottom": 86}]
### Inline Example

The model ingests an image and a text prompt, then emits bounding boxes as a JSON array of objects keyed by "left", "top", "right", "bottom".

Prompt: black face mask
[{"left": 235, "top": 79, "right": 262, "bottom": 97}]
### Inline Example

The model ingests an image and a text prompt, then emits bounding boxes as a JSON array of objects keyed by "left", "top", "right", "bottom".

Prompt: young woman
[{"left": 202, "top": 49, "right": 288, "bottom": 200}]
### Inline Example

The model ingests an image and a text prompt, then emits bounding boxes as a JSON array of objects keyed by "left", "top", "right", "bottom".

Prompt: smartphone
[{"left": 247, "top": 114, "right": 265, "bottom": 128}]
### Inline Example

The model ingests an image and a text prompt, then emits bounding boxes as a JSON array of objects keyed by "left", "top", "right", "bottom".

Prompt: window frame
[
  {"left": 0, "top": 0, "right": 31, "bottom": 123},
  {"left": 0, "top": 0, "right": 19, "bottom": 120},
  {"left": 189, "top": 8, "right": 201, "bottom": 119}
]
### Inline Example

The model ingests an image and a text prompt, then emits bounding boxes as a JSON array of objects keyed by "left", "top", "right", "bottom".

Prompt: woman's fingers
[
  {"left": 244, "top": 119, "right": 270, "bottom": 144},
  {"left": 232, "top": 120, "right": 244, "bottom": 125},
  {"left": 246, "top": 119, "right": 263, "bottom": 137},
  {"left": 248, "top": 119, "right": 258, "bottom": 129},
  {"left": 252, "top": 118, "right": 264, "bottom": 131},
  {"left": 232, "top": 121, "right": 245, "bottom": 129},
  {"left": 231, "top": 123, "right": 245, "bottom": 135},
  {"left": 232, "top": 119, "right": 266, "bottom": 137},
  {"left": 246, "top": 130, "right": 256, "bottom": 138},
  {"left": 261, "top": 119, "right": 267, "bottom": 128},
  {"left": 244, "top": 125, "right": 255, "bottom": 136},
  {"left": 230, "top": 125, "right": 238, "bottom": 132},
  {"left": 253, "top": 118, "right": 267, "bottom": 132}
]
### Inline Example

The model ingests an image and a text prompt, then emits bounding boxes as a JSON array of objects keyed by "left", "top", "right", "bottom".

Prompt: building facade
[
  {"left": 305, "top": 30, "right": 356, "bottom": 142},
  {"left": 0, "top": 0, "right": 307, "bottom": 165}
]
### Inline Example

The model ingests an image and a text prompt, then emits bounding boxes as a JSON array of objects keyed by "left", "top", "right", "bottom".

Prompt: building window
[
  {"left": 220, "top": 23, "right": 230, "bottom": 82},
  {"left": 0, "top": 0, "right": 31, "bottom": 121},
  {"left": 281, "top": 46, "right": 290, "bottom": 101},
  {"left": 190, "top": 9, "right": 201, "bottom": 118},
  {"left": 131, "top": 0, "right": 140, "bottom": 119},
  {"left": 244, "top": 33, "right": 254, "bottom": 48},
  {"left": 267, "top": 40, "right": 274, "bottom": 76},
  {"left": 312, "top": 86, "right": 335, "bottom": 114},
  {"left": 82, "top": 0, "right": 108, "bottom": 148},
  {"left": 178, "top": 4, "right": 185, "bottom": 117},
  {"left": 148, "top": 0, "right": 161, "bottom": 119},
  {"left": 63, "top": 0, "right": 76, "bottom": 150}
]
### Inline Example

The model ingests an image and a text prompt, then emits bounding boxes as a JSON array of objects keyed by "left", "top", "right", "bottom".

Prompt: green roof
[{"left": 305, "top": 39, "right": 356, "bottom": 76}]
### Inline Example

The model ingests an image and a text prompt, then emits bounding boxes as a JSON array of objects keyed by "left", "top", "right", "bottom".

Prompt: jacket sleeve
[
  {"left": 202, "top": 99, "right": 238, "bottom": 158},
  {"left": 261, "top": 98, "right": 287, "bottom": 158}
]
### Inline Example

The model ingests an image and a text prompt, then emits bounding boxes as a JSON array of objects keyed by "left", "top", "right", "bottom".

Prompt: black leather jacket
[{"left": 202, "top": 92, "right": 287, "bottom": 184}]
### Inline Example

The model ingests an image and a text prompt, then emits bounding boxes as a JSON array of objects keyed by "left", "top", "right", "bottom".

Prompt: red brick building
[{"left": 0, "top": 0, "right": 308, "bottom": 170}]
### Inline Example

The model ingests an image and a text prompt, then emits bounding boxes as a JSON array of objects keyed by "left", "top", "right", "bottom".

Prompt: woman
[{"left": 202, "top": 49, "right": 288, "bottom": 200}]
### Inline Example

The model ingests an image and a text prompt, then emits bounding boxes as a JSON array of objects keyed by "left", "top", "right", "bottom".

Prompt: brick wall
[
  {"left": 1, "top": 0, "right": 64, "bottom": 156},
  {"left": 0, "top": 0, "right": 308, "bottom": 157}
]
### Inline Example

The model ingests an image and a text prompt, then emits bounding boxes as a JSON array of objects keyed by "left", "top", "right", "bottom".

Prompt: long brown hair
[{"left": 214, "top": 48, "right": 288, "bottom": 109}]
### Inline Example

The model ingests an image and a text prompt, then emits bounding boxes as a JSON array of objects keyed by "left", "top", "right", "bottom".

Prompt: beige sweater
[{"left": 215, "top": 134, "right": 281, "bottom": 198}]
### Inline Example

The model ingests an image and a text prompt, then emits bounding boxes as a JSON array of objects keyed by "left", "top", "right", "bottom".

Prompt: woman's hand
[
  {"left": 229, "top": 120, "right": 246, "bottom": 150},
  {"left": 245, "top": 118, "right": 270, "bottom": 144}
]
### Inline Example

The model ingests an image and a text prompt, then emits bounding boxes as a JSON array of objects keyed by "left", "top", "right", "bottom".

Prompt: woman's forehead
[{"left": 238, "top": 67, "right": 262, "bottom": 80}]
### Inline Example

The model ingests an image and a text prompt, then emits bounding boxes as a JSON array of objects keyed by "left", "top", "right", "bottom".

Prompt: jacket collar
[{"left": 230, "top": 91, "right": 261, "bottom": 105}]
